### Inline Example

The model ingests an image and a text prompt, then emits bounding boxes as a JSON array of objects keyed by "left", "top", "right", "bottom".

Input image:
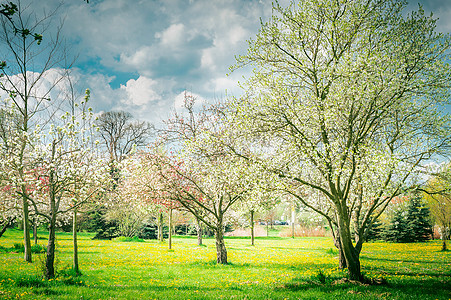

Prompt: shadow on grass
[
  {"left": 278, "top": 274, "right": 451, "bottom": 299},
  {"left": 89, "top": 283, "right": 241, "bottom": 292},
  {"left": 360, "top": 255, "right": 445, "bottom": 265}
]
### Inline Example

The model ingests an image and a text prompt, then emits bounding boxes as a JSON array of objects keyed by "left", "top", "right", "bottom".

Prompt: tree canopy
[{"left": 231, "top": 0, "right": 451, "bottom": 280}]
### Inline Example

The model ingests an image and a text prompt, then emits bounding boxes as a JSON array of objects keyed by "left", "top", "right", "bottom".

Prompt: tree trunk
[
  {"left": 250, "top": 210, "right": 255, "bottom": 246},
  {"left": 0, "top": 222, "right": 8, "bottom": 238},
  {"left": 333, "top": 234, "right": 347, "bottom": 269},
  {"left": 45, "top": 215, "right": 57, "bottom": 279},
  {"left": 266, "top": 219, "right": 269, "bottom": 237},
  {"left": 196, "top": 217, "right": 203, "bottom": 246},
  {"left": 214, "top": 228, "right": 228, "bottom": 264},
  {"left": 22, "top": 198, "right": 32, "bottom": 263},
  {"left": 158, "top": 212, "right": 164, "bottom": 242},
  {"left": 338, "top": 216, "right": 362, "bottom": 281},
  {"left": 33, "top": 217, "right": 38, "bottom": 245},
  {"left": 168, "top": 209, "right": 172, "bottom": 250},
  {"left": 73, "top": 208, "right": 79, "bottom": 274},
  {"left": 441, "top": 226, "right": 448, "bottom": 251},
  {"left": 0, "top": 217, "right": 14, "bottom": 238}
]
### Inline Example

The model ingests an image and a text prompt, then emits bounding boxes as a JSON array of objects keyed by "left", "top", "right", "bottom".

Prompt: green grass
[{"left": 0, "top": 228, "right": 450, "bottom": 299}]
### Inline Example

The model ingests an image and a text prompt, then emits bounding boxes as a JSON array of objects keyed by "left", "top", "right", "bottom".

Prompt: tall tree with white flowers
[
  {"left": 146, "top": 93, "right": 265, "bottom": 264},
  {"left": 0, "top": 1, "right": 73, "bottom": 262},
  {"left": 231, "top": 0, "right": 451, "bottom": 281}
]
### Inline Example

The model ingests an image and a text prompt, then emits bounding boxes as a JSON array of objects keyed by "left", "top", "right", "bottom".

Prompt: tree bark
[
  {"left": 442, "top": 238, "right": 448, "bottom": 251},
  {"left": 196, "top": 217, "right": 203, "bottom": 246},
  {"left": 0, "top": 217, "right": 14, "bottom": 238},
  {"left": 214, "top": 228, "right": 228, "bottom": 264},
  {"left": 338, "top": 216, "right": 362, "bottom": 281},
  {"left": 441, "top": 226, "right": 448, "bottom": 251},
  {"left": 333, "top": 234, "right": 347, "bottom": 269},
  {"left": 73, "top": 208, "right": 79, "bottom": 274},
  {"left": 33, "top": 217, "right": 38, "bottom": 245},
  {"left": 22, "top": 197, "right": 32, "bottom": 263},
  {"left": 250, "top": 210, "right": 255, "bottom": 246},
  {"left": 45, "top": 214, "right": 57, "bottom": 279},
  {"left": 158, "top": 212, "right": 164, "bottom": 242},
  {"left": 168, "top": 209, "right": 172, "bottom": 250},
  {"left": 266, "top": 219, "right": 269, "bottom": 237}
]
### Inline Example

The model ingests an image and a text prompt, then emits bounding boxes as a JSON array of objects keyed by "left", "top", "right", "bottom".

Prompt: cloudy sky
[{"left": 6, "top": 0, "right": 451, "bottom": 125}]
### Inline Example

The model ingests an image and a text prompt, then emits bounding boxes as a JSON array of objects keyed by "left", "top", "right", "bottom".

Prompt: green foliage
[
  {"left": 138, "top": 221, "right": 169, "bottom": 240},
  {"left": 325, "top": 248, "right": 338, "bottom": 256},
  {"left": 365, "top": 219, "right": 384, "bottom": 242},
  {"left": 384, "top": 195, "right": 433, "bottom": 243},
  {"left": 311, "top": 270, "right": 327, "bottom": 284},
  {"left": 0, "top": 243, "right": 45, "bottom": 253},
  {"left": 174, "top": 224, "right": 197, "bottom": 236},
  {"left": 114, "top": 236, "right": 145, "bottom": 243},
  {"left": 14, "top": 275, "right": 47, "bottom": 288},
  {"left": 79, "top": 206, "right": 118, "bottom": 240}
]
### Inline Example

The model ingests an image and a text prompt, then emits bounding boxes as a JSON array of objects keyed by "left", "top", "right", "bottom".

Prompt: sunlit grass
[{"left": 0, "top": 228, "right": 450, "bottom": 299}]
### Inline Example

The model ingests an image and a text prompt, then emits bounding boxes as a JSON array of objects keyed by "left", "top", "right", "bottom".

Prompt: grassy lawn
[{"left": 0, "top": 229, "right": 450, "bottom": 299}]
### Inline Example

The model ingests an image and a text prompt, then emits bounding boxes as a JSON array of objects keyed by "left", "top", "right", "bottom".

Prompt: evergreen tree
[
  {"left": 405, "top": 196, "right": 433, "bottom": 242},
  {"left": 384, "top": 195, "right": 433, "bottom": 243},
  {"left": 365, "top": 218, "right": 384, "bottom": 242},
  {"left": 384, "top": 208, "right": 408, "bottom": 243}
]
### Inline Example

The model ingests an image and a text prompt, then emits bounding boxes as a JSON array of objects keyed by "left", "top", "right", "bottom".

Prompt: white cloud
[
  {"left": 156, "top": 23, "right": 186, "bottom": 47},
  {"left": 13, "top": 0, "right": 450, "bottom": 130},
  {"left": 120, "top": 76, "right": 162, "bottom": 106}
]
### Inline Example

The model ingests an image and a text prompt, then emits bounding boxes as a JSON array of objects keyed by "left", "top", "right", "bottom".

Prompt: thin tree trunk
[
  {"left": 442, "top": 238, "right": 447, "bottom": 251},
  {"left": 22, "top": 197, "right": 32, "bottom": 263},
  {"left": 73, "top": 208, "right": 79, "bottom": 274},
  {"left": 214, "top": 227, "right": 227, "bottom": 264},
  {"left": 33, "top": 217, "right": 37, "bottom": 245},
  {"left": 441, "top": 226, "right": 448, "bottom": 251},
  {"left": 45, "top": 159, "right": 58, "bottom": 280},
  {"left": 45, "top": 215, "right": 57, "bottom": 279},
  {"left": 158, "top": 212, "right": 164, "bottom": 242},
  {"left": 0, "top": 217, "right": 14, "bottom": 238},
  {"left": 250, "top": 210, "right": 255, "bottom": 246},
  {"left": 0, "top": 222, "right": 8, "bottom": 238},
  {"left": 266, "top": 219, "right": 269, "bottom": 237},
  {"left": 168, "top": 209, "right": 172, "bottom": 250},
  {"left": 196, "top": 217, "right": 203, "bottom": 246}
]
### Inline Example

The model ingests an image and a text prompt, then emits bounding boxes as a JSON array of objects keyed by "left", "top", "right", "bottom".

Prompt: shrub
[{"left": 114, "top": 236, "right": 145, "bottom": 242}]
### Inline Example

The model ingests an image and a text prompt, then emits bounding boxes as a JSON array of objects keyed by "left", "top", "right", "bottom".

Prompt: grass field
[{"left": 0, "top": 229, "right": 450, "bottom": 299}]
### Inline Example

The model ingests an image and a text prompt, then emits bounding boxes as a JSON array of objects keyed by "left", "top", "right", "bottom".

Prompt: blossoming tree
[
  {"left": 143, "top": 93, "right": 264, "bottom": 264},
  {"left": 230, "top": 0, "right": 451, "bottom": 281}
]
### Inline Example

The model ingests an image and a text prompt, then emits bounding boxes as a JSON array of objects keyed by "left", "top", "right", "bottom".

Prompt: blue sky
[{"left": 13, "top": 0, "right": 451, "bottom": 125}]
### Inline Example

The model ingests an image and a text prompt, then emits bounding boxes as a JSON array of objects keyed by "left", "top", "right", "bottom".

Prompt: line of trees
[{"left": 1, "top": 0, "right": 451, "bottom": 284}]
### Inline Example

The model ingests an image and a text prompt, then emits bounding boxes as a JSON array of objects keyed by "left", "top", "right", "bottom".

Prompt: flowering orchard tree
[
  {"left": 147, "top": 93, "right": 263, "bottom": 264},
  {"left": 0, "top": 185, "right": 19, "bottom": 238},
  {"left": 0, "top": 1, "right": 73, "bottom": 262},
  {"left": 0, "top": 106, "right": 21, "bottom": 237},
  {"left": 22, "top": 93, "right": 109, "bottom": 279},
  {"left": 235, "top": 178, "right": 280, "bottom": 245},
  {"left": 117, "top": 155, "right": 181, "bottom": 248},
  {"left": 423, "top": 164, "right": 451, "bottom": 251},
  {"left": 230, "top": 0, "right": 451, "bottom": 281}
]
